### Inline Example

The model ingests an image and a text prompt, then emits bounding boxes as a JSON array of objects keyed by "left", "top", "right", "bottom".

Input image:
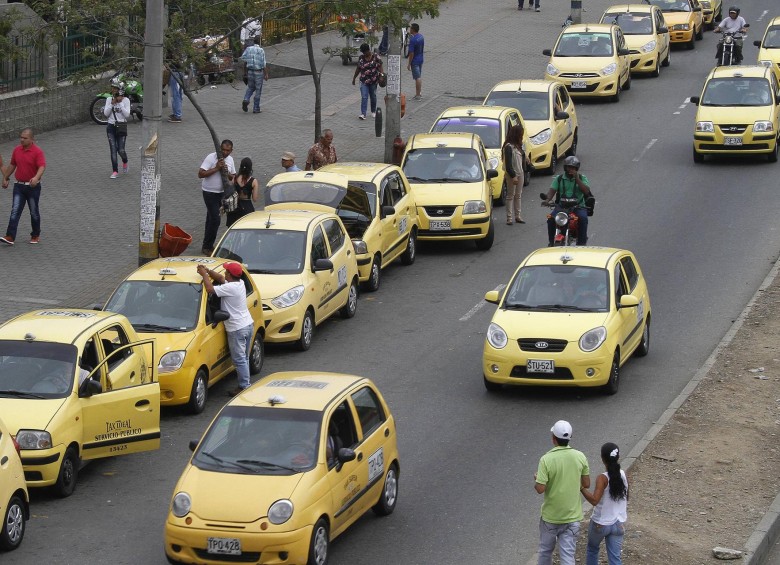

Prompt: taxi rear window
[
  {"left": 431, "top": 118, "right": 500, "bottom": 148},
  {"left": 0, "top": 341, "right": 78, "bottom": 399}
]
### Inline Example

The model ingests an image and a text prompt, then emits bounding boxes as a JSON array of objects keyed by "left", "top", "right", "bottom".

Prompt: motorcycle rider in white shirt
[{"left": 714, "top": 6, "right": 749, "bottom": 64}]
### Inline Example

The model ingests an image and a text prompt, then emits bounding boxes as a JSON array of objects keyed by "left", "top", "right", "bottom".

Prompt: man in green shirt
[
  {"left": 541, "top": 155, "right": 593, "bottom": 246},
  {"left": 534, "top": 420, "right": 590, "bottom": 565}
]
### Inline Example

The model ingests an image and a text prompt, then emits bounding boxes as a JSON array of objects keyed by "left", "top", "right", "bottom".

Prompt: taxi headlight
[
  {"left": 640, "top": 40, "right": 657, "bottom": 53},
  {"left": 172, "top": 492, "right": 192, "bottom": 517},
  {"left": 579, "top": 327, "right": 607, "bottom": 352},
  {"left": 486, "top": 323, "right": 508, "bottom": 349},
  {"left": 695, "top": 121, "right": 714, "bottom": 133},
  {"left": 352, "top": 239, "right": 368, "bottom": 254},
  {"left": 268, "top": 499, "right": 294, "bottom": 525},
  {"left": 530, "top": 128, "right": 552, "bottom": 145},
  {"left": 700, "top": 0, "right": 710, "bottom": 7},
  {"left": 487, "top": 157, "right": 500, "bottom": 170},
  {"left": 673, "top": 23, "right": 690, "bottom": 31},
  {"left": 15, "top": 430, "right": 52, "bottom": 450},
  {"left": 158, "top": 350, "right": 186, "bottom": 373},
  {"left": 754, "top": 121, "right": 774, "bottom": 133},
  {"left": 759, "top": 60, "right": 772, "bottom": 68},
  {"left": 600, "top": 63, "right": 617, "bottom": 76},
  {"left": 271, "top": 285, "right": 305, "bottom": 309},
  {"left": 546, "top": 63, "right": 560, "bottom": 77},
  {"left": 463, "top": 200, "right": 487, "bottom": 215}
]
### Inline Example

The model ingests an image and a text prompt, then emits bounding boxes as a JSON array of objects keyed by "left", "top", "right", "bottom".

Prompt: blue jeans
[
  {"left": 202, "top": 190, "right": 223, "bottom": 251},
  {"left": 169, "top": 71, "right": 183, "bottom": 118},
  {"left": 106, "top": 124, "right": 128, "bottom": 173},
  {"left": 538, "top": 518, "right": 580, "bottom": 565},
  {"left": 227, "top": 323, "right": 253, "bottom": 389},
  {"left": 411, "top": 64, "right": 422, "bottom": 80},
  {"left": 6, "top": 183, "right": 41, "bottom": 239},
  {"left": 586, "top": 520, "right": 625, "bottom": 565},
  {"left": 243, "top": 69, "right": 265, "bottom": 111},
  {"left": 360, "top": 82, "right": 377, "bottom": 116},
  {"left": 548, "top": 206, "right": 588, "bottom": 245}
]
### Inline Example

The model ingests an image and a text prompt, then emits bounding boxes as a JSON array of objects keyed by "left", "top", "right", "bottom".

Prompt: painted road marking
[
  {"left": 633, "top": 138, "right": 658, "bottom": 162},
  {"left": 757, "top": 10, "right": 768, "bottom": 22},
  {"left": 460, "top": 284, "right": 506, "bottom": 321}
]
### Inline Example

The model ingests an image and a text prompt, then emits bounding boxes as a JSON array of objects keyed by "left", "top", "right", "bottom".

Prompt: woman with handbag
[
  {"left": 502, "top": 124, "right": 526, "bottom": 225},
  {"left": 103, "top": 80, "right": 130, "bottom": 179},
  {"left": 226, "top": 157, "right": 259, "bottom": 227},
  {"left": 351, "top": 43, "right": 383, "bottom": 120}
]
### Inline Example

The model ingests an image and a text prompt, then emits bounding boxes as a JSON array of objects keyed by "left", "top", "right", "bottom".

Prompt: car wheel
[
  {"left": 296, "top": 309, "right": 315, "bottom": 351},
  {"left": 187, "top": 369, "right": 208, "bottom": 415},
  {"left": 362, "top": 255, "right": 381, "bottom": 292},
  {"left": 249, "top": 331, "right": 265, "bottom": 374},
  {"left": 611, "top": 82, "right": 621, "bottom": 103},
  {"left": 662, "top": 48, "right": 671, "bottom": 67},
  {"left": 686, "top": 35, "right": 695, "bottom": 50},
  {"left": 623, "top": 72, "right": 632, "bottom": 91},
  {"left": 693, "top": 146, "right": 704, "bottom": 163},
  {"left": 372, "top": 463, "right": 399, "bottom": 516},
  {"left": 400, "top": 229, "right": 417, "bottom": 265},
  {"left": 340, "top": 278, "right": 358, "bottom": 319},
  {"left": 55, "top": 446, "right": 79, "bottom": 498},
  {"left": 483, "top": 375, "right": 502, "bottom": 392},
  {"left": 475, "top": 219, "right": 494, "bottom": 250},
  {"left": 566, "top": 129, "right": 578, "bottom": 157},
  {"left": 165, "top": 554, "right": 184, "bottom": 565},
  {"left": 695, "top": 24, "right": 703, "bottom": 40},
  {"left": 307, "top": 518, "right": 329, "bottom": 565},
  {"left": 0, "top": 494, "right": 25, "bottom": 551},
  {"left": 546, "top": 146, "right": 558, "bottom": 175},
  {"left": 603, "top": 352, "right": 620, "bottom": 395},
  {"left": 635, "top": 317, "right": 650, "bottom": 357},
  {"left": 651, "top": 57, "right": 661, "bottom": 78},
  {"left": 769, "top": 138, "right": 779, "bottom": 163},
  {"left": 496, "top": 179, "right": 507, "bottom": 206}
]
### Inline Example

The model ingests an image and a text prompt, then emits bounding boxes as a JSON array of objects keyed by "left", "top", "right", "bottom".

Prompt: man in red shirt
[{"left": 1, "top": 128, "right": 46, "bottom": 245}]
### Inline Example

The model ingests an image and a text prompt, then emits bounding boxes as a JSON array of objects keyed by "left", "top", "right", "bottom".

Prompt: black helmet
[
  {"left": 728, "top": 6, "right": 740, "bottom": 15},
  {"left": 563, "top": 156, "right": 581, "bottom": 170}
]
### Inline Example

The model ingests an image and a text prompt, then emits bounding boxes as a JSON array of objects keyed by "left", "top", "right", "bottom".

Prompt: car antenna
[{"left": 265, "top": 213, "right": 273, "bottom": 229}]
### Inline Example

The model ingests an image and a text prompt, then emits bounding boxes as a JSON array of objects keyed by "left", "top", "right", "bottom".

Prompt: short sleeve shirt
[
  {"left": 718, "top": 16, "right": 747, "bottom": 34},
  {"left": 240, "top": 45, "right": 267, "bottom": 70},
  {"left": 11, "top": 144, "right": 46, "bottom": 183},
  {"left": 536, "top": 445, "right": 590, "bottom": 524},
  {"left": 551, "top": 173, "right": 590, "bottom": 206},
  {"left": 200, "top": 152, "right": 236, "bottom": 193},
  {"left": 409, "top": 33, "right": 424, "bottom": 65},
  {"left": 357, "top": 54, "right": 382, "bottom": 85},
  {"left": 306, "top": 142, "right": 337, "bottom": 170},
  {"left": 213, "top": 280, "right": 254, "bottom": 332}
]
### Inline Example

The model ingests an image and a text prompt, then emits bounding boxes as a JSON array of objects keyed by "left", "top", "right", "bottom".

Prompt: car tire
[
  {"left": 249, "top": 331, "right": 265, "bottom": 374},
  {"left": 603, "top": 352, "right": 620, "bottom": 395},
  {"left": 483, "top": 375, "right": 502, "bottom": 392},
  {"left": 362, "top": 255, "right": 381, "bottom": 292},
  {"left": 686, "top": 35, "right": 695, "bottom": 50},
  {"left": 0, "top": 494, "right": 25, "bottom": 550},
  {"left": 546, "top": 146, "right": 558, "bottom": 175},
  {"left": 475, "top": 219, "right": 494, "bottom": 250},
  {"left": 693, "top": 146, "right": 704, "bottom": 163},
  {"left": 662, "top": 48, "right": 671, "bottom": 67},
  {"left": 623, "top": 72, "right": 632, "bottom": 91},
  {"left": 340, "top": 278, "right": 359, "bottom": 319},
  {"left": 307, "top": 518, "right": 329, "bottom": 565},
  {"left": 769, "top": 139, "right": 779, "bottom": 163},
  {"left": 296, "top": 309, "right": 315, "bottom": 351},
  {"left": 496, "top": 179, "right": 507, "bottom": 206},
  {"left": 165, "top": 554, "right": 184, "bottom": 565},
  {"left": 566, "top": 129, "right": 578, "bottom": 157},
  {"left": 187, "top": 369, "right": 208, "bottom": 415},
  {"left": 400, "top": 229, "right": 417, "bottom": 265},
  {"left": 611, "top": 82, "right": 621, "bottom": 103},
  {"left": 372, "top": 463, "right": 399, "bottom": 516},
  {"left": 55, "top": 446, "right": 79, "bottom": 498},
  {"left": 635, "top": 317, "right": 651, "bottom": 357},
  {"left": 651, "top": 57, "right": 661, "bottom": 78},
  {"left": 695, "top": 24, "right": 703, "bottom": 40}
]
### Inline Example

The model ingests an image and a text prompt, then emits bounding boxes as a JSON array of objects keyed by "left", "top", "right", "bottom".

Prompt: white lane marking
[
  {"left": 633, "top": 138, "right": 658, "bottom": 162},
  {"left": 460, "top": 284, "right": 506, "bottom": 321},
  {"left": 673, "top": 111, "right": 681, "bottom": 115},
  {"left": 757, "top": 10, "right": 768, "bottom": 22}
]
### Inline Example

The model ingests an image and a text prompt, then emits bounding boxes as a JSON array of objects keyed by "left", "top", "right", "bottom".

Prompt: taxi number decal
[
  {"left": 265, "top": 379, "right": 328, "bottom": 389},
  {"left": 338, "top": 265, "right": 347, "bottom": 287},
  {"left": 367, "top": 447, "right": 384, "bottom": 483},
  {"left": 37, "top": 310, "right": 96, "bottom": 318},
  {"left": 637, "top": 298, "right": 645, "bottom": 324},
  {"left": 166, "top": 257, "right": 217, "bottom": 264},
  {"left": 109, "top": 444, "right": 128, "bottom": 453},
  {"left": 398, "top": 217, "right": 407, "bottom": 235}
]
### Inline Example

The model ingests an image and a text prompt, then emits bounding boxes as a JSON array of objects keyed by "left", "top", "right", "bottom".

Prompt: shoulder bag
[{"left": 112, "top": 106, "right": 128, "bottom": 135}]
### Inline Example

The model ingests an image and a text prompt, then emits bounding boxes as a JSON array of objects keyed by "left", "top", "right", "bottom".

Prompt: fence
[
  {"left": 262, "top": 7, "right": 338, "bottom": 45},
  {"left": 0, "top": 38, "right": 44, "bottom": 94},
  {"left": 58, "top": 33, "right": 112, "bottom": 82}
]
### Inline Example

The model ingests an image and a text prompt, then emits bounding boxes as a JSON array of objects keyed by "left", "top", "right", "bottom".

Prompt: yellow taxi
[
  {"left": 754, "top": 17, "right": 780, "bottom": 80},
  {"left": 691, "top": 65, "right": 780, "bottom": 163},
  {"left": 269, "top": 166, "right": 419, "bottom": 292},
  {"left": 164, "top": 371, "right": 399, "bottom": 565},
  {"left": 0, "top": 416, "right": 28, "bottom": 551},
  {"left": 600, "top": 4, "right": 671, "bottom": 76},
  {"left": 482, "top": 247, "right": 651, "bottom": 394},
  {"left": 429, "top": 106, "right": 528, "bottom": 205},
  {"left": 401, "top": 132, "right": 497, "bottom": 250},
  {"left": 484, "top": 79, "right": 579, "bottom": 174},
  {"left": 543, "top": 23, "right": 632, "bottom": 102},
  {"left": 700, "top": 0, "right": 722, "bottom": 29},
  {"left": 0, "top": 309, "right": 160, "bottom": 497},
  {"left": 104, "top": 257, "right": 265, "bottom": 414},
  {"left": 644, "top": 0, "right": 703, "bottom": 49},
  {"left": 213, "top": 209, "right": 360, "bottom": 351}
]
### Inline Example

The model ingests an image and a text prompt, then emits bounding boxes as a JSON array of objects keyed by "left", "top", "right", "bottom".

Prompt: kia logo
[{"left": 535, "top": 341, "right": 549, "bottom": 349}]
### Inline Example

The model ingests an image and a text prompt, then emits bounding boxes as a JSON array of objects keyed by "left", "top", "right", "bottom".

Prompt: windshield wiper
[
  {"left": 199, "top": 451, "right": 256, "bottom": 471},
  {"left": 504, "top": 303, "right": 533, "bottom": 310},
  {"left": 0, "top": 389, "right": 45, "bottom": 399},
  {"left": 427, "top": 177, "right": 471, "bottom": 183},
  {"left": 248, "top": 269, "right": 279, "bottom": 274},
  {"left": 535, "top": 304, "right": 598, "bottom": 312},
  {"left": 237, "top": 459, "right": 300, "bottom": 472},
  {"left": 405, "top": 176, "right": 431, "bottom": 182},
  {"left": 134, "top": 323, "right": 182, "bottom": 332}
]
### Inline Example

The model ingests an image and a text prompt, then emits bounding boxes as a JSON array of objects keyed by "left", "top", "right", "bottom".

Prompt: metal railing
[
  {"left": 0, "top": 38, "right": 44, "bottom": 94},
  {"left": 58, "top": 33, "right": 112, "bottom": 81},
  {"left": 262, "top": 7, "right": 338, "bottom": 45}
]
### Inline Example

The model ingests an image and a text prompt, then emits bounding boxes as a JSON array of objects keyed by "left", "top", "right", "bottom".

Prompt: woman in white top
[
  {"left": 103, "top": 81, "right": 131, "bottom": 178},
  {"left": 580, "top": 442, "right": 628, "bottom": 565}
]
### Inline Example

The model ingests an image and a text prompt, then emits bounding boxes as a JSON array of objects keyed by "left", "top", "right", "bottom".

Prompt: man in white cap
[
  {"left": 281, "top": 151, "right": 301, "bottom": 172},
  {"left": 534, "top": 420, "right": 590, "bottom": 565}
]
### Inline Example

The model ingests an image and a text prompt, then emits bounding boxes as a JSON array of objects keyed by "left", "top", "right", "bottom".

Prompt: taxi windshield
[
  {"left": 431, "top": 117, "right": 501, "bottom": 148},
  {"left": 105, "top": 281, "right": 200, "bottom": 331},
  {"left": 701, "top": 78, "right": 773, "bottom": 106},
  {"left": 603, "top": 13, "right": 653, "bottom": 34},
  {"left": 555, "top": 32, "right": 614, "bottom": 56},
  {"left": 485, "top": 91, "right": 549, "bottom": 120},
  {"left": 193, "top": 405, "right": 322, "bottom": 475},
  {"left": 647, "top": 0, "right": 690, "bottom": 12},
  {"left": 0, "top": 341, "right": 77, "bottom": 399},
  {"left": 215, "top": 229, "right": 306, "bottom": 274},
  {"left": 762, "top": 27, "right": 780, "bottom": 48},
  {"left": 402, "top": 148, "right": 484, "bottom": 183},
  {"left": 503, "top": 265, "right": 609, "bottom": 312}
]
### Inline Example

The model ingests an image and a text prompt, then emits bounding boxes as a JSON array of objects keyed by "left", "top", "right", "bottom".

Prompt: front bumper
[
  {"left": 261, "top": 301, "right": 307, "bottom": 344},
  {"left": 416, "top": 206, "right": 491, "bottom": 241},
  {"left": 20, "top": 446, "right": 64, "bottom": 487},
  {"left": 529, "top": 140, "right": 554, "bottom": 170},
  {"left": 545, "top": 73, "right": 619, "bottom": 98},
  {"left": 629, "top": 50, "right": 659, "bottom": 74},
  {"left": 159, "top": 367, "right": 198, "bottom": 406},
  {"left": 694, "top": 130, "right": 778, "bottom": 155},
  {"left": 670, "top": 28, "right": 694, "bottom": 43}
]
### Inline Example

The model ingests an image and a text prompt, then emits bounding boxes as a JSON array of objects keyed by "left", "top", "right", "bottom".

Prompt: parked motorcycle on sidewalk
[{"left": 90, "top": 74, "right": 143, "bottom": 125}]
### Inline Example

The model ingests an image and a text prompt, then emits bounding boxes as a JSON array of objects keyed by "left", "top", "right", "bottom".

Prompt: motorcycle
[
  {"left": 540, "top": 193, "right": 595, "bottom": 247},
  {"left": 716, "top": 25, "right": 749, "bottom": 66},
  {"left": 90, "top": 73, "right": 144, "bottom": 125}
]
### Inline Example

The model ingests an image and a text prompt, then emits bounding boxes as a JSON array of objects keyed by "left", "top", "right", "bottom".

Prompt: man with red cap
[{"left": 197, "top": 262, "right": 255, "bottom": 396}]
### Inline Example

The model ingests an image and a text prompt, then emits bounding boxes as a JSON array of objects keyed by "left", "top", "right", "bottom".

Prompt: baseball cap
[
  {"left": 282, "top": 151, "right": 296, "bottom": 161},
  {"left": 551, "top": 420, "right": 572, "bottom": 440},
  {"left": 224, "top": 262, "right": 243, "bottom": 277}
]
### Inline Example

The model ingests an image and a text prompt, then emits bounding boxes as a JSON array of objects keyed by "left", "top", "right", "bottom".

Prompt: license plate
[
  {"left": 527, "top": 360, "right": 555, "bottom": 373},
  {"left": 724, "top": 137, "right": 742, "bottom": 146},
  {"left": 429, "top": 219, "right": 451, "bottom": 231},
  {"left": 207, "top": 537, "right": 241, "bottom": 555},
  {"left": 571, "top": 81, "right": 587, "bottom": 89}
]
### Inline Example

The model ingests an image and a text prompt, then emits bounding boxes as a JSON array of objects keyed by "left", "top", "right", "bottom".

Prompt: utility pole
[
  {"left": 139, "top": 0, "right": 164, "bottom": 265},
  {"left": 383, "top": 24, "right": 402, "bottom": 164}
]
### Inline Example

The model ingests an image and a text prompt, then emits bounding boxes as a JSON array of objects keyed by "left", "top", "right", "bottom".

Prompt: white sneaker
[
  {"left": 110, "top": 172, "right": 119, "bottom": 179},
  {"left": 358, "top": 114, "right": 366, "bottom": 120},
  {"left": 371, "top": 112, "right": 376, "bottom": 118}
]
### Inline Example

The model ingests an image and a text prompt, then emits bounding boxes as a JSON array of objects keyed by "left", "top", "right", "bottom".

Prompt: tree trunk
[{"left": 304, "top": 4, "right": 322, "bottom": 142}]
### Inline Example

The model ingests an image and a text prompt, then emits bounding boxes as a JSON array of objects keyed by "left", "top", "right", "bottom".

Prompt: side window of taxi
[
  {"left": 322, "top": 219, "right": 345, "bottom": 255},
  {"left": 326, "top": 400, "right": 359, "bottom": 468},
  {"left": 311, "top": 225, "right": 328, "bottom": 263},
  {"left": 388, "top": 173, "right": 405, "bottom": 204},
  {"left": 620, "top": 256, "right": 639, "bottom": 292},
  {"left": 351, "top": 386, "right": 386, "bottom": 437},
  {"left": 380, "top": 177, "right": 394, "bottom": 208},
  {"left": 615, "top": 265, "right": 629, "bottom": 303},
  {"left": 239, "top": 270, "right": 254, "bottom": 298},
  {"left": 99, "top": 325, "right": 132, "bottom": 371}
]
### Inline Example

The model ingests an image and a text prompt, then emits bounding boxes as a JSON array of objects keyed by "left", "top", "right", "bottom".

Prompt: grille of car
[
  {"left": 565, "top": 83, "right": 600, "bottom": 93},
  {"left": 718, "top": 124, "right": 748, "bottom": 134},
  {"left": 419, "top": 228, "right": 483, "bottom": 237},
  {"left": 423, "top": 206, "right": 457, "bottom": 217},
  {"left": 560, "top": 73, "right": 599, "bottom": 78},
  {"left": 510, "top": 366, "right": 574, "bottom": 379},
  {"left": 700, "top": 143, "right": 771, "bottom": 151},
  {"left": 518, "top": 338, "right": 568, "bottom": 352},
  {"left": 193, "top": 549, "right": 260, "bottom": 562}
]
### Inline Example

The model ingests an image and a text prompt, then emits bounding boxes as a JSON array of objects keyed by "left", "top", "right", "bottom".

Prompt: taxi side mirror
[
  {"left": 484, "top": 290, "right": 501, "bottom": 304},
  {"left": 753, "top": 40, "right": 761, "bottom": 47},
  {"left": 658, "top": 25, "right": 668, "bottom": 33},
  {"left": 189, "top": 440, "right": 199, "bottom": 452},
  {"left": 542, "top": 49, "right": 552, "bottom": 56},
  {"left": 486, "top": 169, "right": 499, "bottom": 180},
  {"left": 555, "top": 111, "right": 570, "bottom": 120},
  {"left": 381, "top": 205, "right": 396, "bottom": 218},
  {"left": 618, "top": 295, "right": 640, "bottom": 309},
  {"left": 212, "top": 309, "right": 230, "bottom": 328},
  {"left": 690, "top": 96, "right": 700, "bottom": 106},
  {"left": 78, "top": 378, "right": 102, "bottom": 398},
  {"left": 337, "top": 448, "right": 356, "bottom": 464},
  {"left": 313, "top": 258, "right": 334, "bottom": 272},
  {"left": 618, "top": 48, "right": 630, "bottom": 56}
]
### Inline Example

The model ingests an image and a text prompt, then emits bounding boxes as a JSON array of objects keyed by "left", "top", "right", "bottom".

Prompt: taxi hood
[
  {"left": 696, "top": 104, "right": 774, "bottom": 124},
  {"left": 410, "top": 182, "right": 488, "bottom": 206},
  {"left": 0, "top": 397, "right": 68, "bottom": 433},
  {"left": 550, "top": 56, "right": 616, "bottom": 73},
  {"left": 623, "top": 34, "right": 656, "bottom": 49},
  {"left": 133, "top": 330, "right": 197, "bottom": 362},
  {"left": 251, "top": 273, "right": 305, "bottom": 300},
  {"left": 491, "top": 308, "right": 609, "bottom": 340},
  {"left": 179, "top": 464, "right": 305, "bottom": 522},
  {"left": 265, "top": 180, "right": 372, "bottom": 219},
  {"left": 660, "top": 12, "right": 693, "bottom": 26}
]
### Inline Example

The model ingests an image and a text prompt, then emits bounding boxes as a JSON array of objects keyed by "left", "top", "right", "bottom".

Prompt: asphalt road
[{"left": 5, "top": 1, "right": 780, "bottom": 564}]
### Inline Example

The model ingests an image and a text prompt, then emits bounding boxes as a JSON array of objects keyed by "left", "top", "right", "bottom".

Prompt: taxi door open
[{"left": 80, "top": 328, "right": 160, "bottom": 460}]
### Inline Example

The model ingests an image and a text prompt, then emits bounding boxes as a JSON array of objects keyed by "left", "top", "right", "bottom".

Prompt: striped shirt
[{"left": 240, "top": 45, "right": 266, "bottom": 70}]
